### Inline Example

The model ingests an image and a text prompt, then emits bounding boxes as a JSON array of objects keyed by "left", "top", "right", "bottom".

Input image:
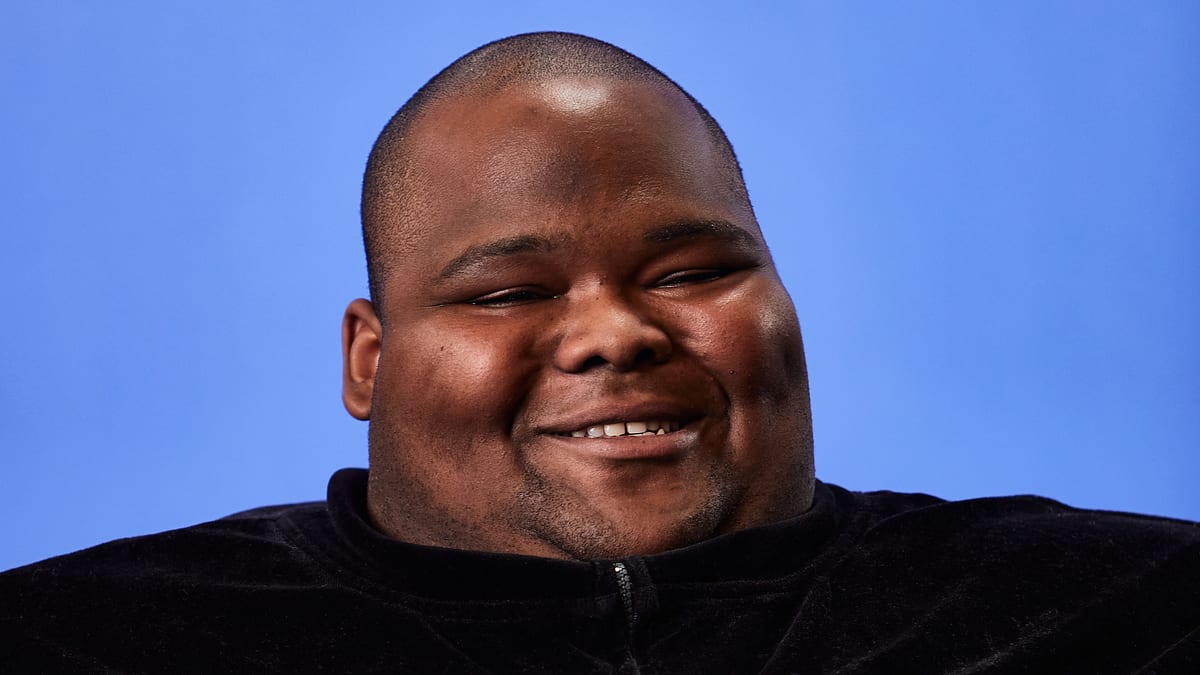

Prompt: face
[{"left": 342, "top": 76, "right": 814, "bottom": 560}]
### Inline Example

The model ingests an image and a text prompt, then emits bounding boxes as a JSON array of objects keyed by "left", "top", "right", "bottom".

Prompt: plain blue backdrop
[{"left": 2, "top": 1, "right": 1197, "bottom": 571}]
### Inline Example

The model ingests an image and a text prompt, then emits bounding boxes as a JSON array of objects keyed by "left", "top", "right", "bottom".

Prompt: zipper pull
[
  {"left": 611, "top": 561, "right": 643, "bottom": 674},
  {"left": 612, "top": 561, "right": 637, "bottom": 626}
]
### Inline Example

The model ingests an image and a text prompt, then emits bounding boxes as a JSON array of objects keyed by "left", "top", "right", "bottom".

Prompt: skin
[{"left": 342, "top": 75, "right": 815, "bottom": 560}]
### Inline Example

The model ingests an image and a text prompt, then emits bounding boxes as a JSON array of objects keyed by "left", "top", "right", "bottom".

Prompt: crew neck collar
[{"left": 311, "top": 468, "right": 849, "bottom": 602}]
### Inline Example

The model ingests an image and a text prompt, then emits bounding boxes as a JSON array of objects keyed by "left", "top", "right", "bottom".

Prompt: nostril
[
  {"left": 604, "top": 344, "right": 669, "bottom": 373},
  {"left": 633, "top": 346, "right": 663, "bottom": 366},
  {"left": 579, "top": 354, "right": 608, "bottom": 371}
]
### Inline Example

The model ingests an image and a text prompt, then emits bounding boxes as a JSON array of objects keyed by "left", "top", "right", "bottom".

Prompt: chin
[
  {"left": 515, "top": 482, "right": 741, "bottom": 560},
  {"left": 543, "top": 523, "right": 714, "bottom": 561}
]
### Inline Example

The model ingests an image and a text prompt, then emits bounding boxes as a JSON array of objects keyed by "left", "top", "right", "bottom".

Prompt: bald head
[
  {"left": 360, "top": 32, "right": 753, "bottom": 309},
  {"left": 342, "top": 32, "right": 812, "bottom": 560}
]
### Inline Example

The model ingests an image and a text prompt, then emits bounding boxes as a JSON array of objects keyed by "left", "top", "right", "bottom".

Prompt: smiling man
[
  {"left": 342, "top": 46, "right": 813, "bottom": 561},
  {"left": 2, "top": 32, "right": 1198, "bottom": 674}
]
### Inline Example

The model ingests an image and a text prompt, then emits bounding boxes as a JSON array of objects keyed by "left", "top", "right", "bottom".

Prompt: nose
[{"left": 552, "top": 287, "right": 673, "bottom": 373}]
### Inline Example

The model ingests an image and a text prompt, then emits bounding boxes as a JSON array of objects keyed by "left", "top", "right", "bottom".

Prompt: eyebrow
[
  {"left": 643, "top": 219, "right": 762, "bottom": 251},
  {"left": 437, "top": 234, "right": 559, "bottom": 280}
]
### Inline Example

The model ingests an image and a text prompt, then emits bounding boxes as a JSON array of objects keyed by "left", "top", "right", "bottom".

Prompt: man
[{"left": 3, "top": 32, "right": 1197, "bottom": 673}]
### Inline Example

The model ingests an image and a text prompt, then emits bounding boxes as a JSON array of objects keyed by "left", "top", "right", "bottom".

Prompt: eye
[
  {"left": 467, "top": 288, "right": 555, "bottom": 307},
  {"left": 654, "top": 269, "right": 728, "bottom": 287}
]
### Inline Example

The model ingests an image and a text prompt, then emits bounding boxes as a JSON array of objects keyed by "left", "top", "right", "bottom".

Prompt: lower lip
[{"left": 544, "top": 425, "right": 700, "bottom": 461}]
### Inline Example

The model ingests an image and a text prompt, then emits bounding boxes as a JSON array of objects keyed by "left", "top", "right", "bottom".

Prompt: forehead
[
  {"left": 386, "top": 76, "right": 756, "bottom": 277},
  {"left": 416, "top": 75, "right": 702, "bottom": 148},
  {"left": 412, "top": 77, "right": 720, "bottom": 192}
]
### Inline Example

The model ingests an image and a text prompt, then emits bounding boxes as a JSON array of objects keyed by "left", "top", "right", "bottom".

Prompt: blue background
[{"left": 2, "top": 2, "right": 1197, "bottom": 571}]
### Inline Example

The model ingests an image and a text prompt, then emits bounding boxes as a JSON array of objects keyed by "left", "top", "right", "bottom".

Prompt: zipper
[
  {"left": 612, "top": 561, "right": 641, "bottom": 673},
  {"left": 612, "top": 561, "right": 636, "bottom": 627}
]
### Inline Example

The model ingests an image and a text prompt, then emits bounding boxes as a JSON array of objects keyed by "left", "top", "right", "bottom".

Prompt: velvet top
[{"left": 3, "top": 468, "right": 1197, "bottom": 673}]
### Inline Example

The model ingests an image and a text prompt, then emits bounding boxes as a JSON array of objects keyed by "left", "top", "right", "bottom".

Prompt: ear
[{"left": 342, "top": 298, "right": 382, "bottom": 421}]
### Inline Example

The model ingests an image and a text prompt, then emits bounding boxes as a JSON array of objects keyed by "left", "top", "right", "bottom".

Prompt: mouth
[
  {"left": 556, "top": 420, "right": 683, "bottom": 439},
  {"left": 533, "top": 399, "right": 706, "bottom": 460},
  {"left": 543, "top": 416, "right": 698, "bottom": 461}
]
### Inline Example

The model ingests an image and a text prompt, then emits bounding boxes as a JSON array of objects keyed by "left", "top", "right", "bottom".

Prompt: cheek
[
  {"left": 380, "top": 320, "right": 535, "bottom": 433},
  {"left": 677, "top": 282, "right": 811, "bottom": 471},
  {"left": 683, "top": 283, "right": 806, "bottom": 399}
]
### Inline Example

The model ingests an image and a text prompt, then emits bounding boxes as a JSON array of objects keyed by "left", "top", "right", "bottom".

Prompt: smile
[{"left": 563, "top": 420, "right": 682, "bottom": 438}]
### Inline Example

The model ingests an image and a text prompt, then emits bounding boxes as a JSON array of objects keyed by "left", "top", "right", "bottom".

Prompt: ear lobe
[{"left": 342, "top": 298, "right": 382, "bottom": 421}]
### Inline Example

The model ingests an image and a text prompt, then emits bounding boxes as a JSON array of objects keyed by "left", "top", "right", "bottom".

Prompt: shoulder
[
  {"left": 0, "top": 500, "right": 331, "bottom": 670},
  {"left": 2, "top": 499, "right": 328, "bottom": 586},
  {"left": 834, "top": 488, "right": 1200, "bottom": 601},
  {"left": 819, "top": 487, "right": 1200, "bottom": 671},
  {"left": 853, "top": 490, "right": 1200, "bottom": 565}
]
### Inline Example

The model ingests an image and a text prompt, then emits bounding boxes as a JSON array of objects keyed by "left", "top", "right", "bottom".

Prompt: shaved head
[
  {"left": 342, "top": 32, "right": 813, "bottom": 559},
  {"left": 361, "top": 31, "right": 753, "bottom": 309}
]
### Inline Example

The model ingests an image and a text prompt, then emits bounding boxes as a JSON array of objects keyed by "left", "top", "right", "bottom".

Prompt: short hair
[{"left": 360, "top": 31, "right": 752, "bottom": 310}]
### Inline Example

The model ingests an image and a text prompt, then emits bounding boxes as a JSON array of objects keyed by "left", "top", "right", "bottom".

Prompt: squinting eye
[
  {"left": 655, "top": 270, "right": 727, "bottom": 287},
  {"left": 468, "top": 288, "right": 554, "bottom": 307}
]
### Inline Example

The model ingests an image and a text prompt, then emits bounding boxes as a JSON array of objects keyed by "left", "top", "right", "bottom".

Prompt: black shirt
[{"left": 3, "top": 469, "right": 1197, "bottom": 673}]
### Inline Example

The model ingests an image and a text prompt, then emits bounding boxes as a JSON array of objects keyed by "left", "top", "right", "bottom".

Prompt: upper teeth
[{"left": 569, "top": 420, "right": 680, "bottom": 438}]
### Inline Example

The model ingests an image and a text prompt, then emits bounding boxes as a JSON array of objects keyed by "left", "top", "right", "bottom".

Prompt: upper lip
[{"left": 534, "top": 399, "right": 705, "bottom": 436}]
